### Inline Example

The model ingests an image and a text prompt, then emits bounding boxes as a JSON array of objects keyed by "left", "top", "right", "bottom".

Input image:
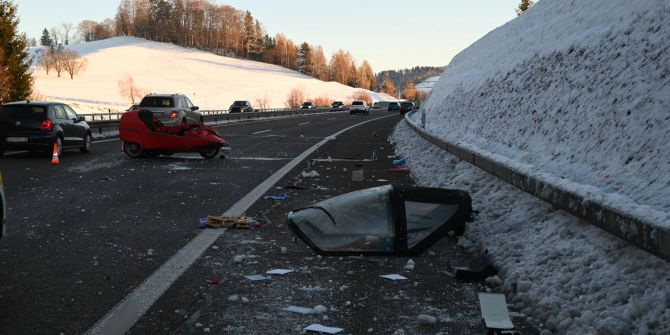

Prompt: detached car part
[{"left": 288, "top": 185, "right": 473, "bottom": 256}]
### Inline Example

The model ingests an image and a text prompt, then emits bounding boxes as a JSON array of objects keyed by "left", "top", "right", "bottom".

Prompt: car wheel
[
  {"left": 200, "top": 147, "right": 220, "bottom": 159},
  {"left": 199, "top": 116, "right": 204, "bottom": 124},
  {"left": 80, "top": 132, "right": 92, "bottom": 153},
  {"left": 181, "top": 118, "right": 187, "bottom": 125},
  {"left": 123, "top": 141, "right": 143, "bottom": 158},
  {"left": 0, "top": 148, "right": 4, "bottom": 158}
]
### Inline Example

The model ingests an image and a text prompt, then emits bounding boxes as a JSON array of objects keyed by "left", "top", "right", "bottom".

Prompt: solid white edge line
[
  {"left": 86, "top": 114, "right": 395, "bottom": 335},
  {"left": 251, "top": 129, "right": 272, "bottom": 135}
]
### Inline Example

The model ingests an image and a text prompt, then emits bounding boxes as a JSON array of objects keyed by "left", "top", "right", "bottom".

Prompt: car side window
[
  {"left": 183, "top": 96, "right": 194, "bottom": 108},
  {"left": 53, "top": 105, "right": 67, "bottom": 120},
  {"left": 63, "top": 105, "right": 78, "bottom": 120}
]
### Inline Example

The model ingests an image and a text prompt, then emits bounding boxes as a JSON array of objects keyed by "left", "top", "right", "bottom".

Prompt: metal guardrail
[
  {"left": 83, "top": 107, "right": 338, "bottom": 134},
  {"left": 404, "top": 113, "right": 670, "bottom": 262}
]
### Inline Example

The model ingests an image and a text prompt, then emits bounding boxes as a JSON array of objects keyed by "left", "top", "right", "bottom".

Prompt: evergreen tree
[
  {"left": 297, "top": 42, "right": 312, "bottom": 75},
  {"left": 40, "top": 28, "right": 52, "bottom": 47},
  {"left": 0, "top": 1, "right": 32, "bottom": 102},
  {"left": 515, "top": 0, "right": 534, "bottom": 16}
]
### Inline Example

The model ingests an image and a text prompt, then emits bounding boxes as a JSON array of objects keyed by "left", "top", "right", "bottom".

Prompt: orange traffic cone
[{"left": 51, "top": 142, "right": 60, "bottom": 165}]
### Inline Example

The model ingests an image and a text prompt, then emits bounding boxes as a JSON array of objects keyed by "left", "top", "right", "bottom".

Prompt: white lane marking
[
  {"left": 230, "top": 157, "right": 291, "bottom": 161},
  {"left": 94, "top": 138, "right": 120, "bottom": 143},
  {"left": 252, "top": 129, "right": 272, "bottom": 135},
  {"left": 327, "top": 118, "right": 336, "bottom": 120},
  {"left": 298, "top": 121, "right": 310, "bottom": 125},
  {"left": 86, "top": 114, "right": 395, "bottom": 335}
]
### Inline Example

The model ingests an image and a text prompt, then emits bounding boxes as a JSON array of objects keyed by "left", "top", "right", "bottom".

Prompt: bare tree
[
  {"left": 254, "top": 93, "right": 269, "bottom": 109},
  {"left": 40, "top": 48, "right": 57, "bottom": 75},
  {"left": 62, "top": 50, "right": 87, "bottom": 79},
  {"left": 117, "top": 75, "right": 147, "bottom": 104},
  {"left": 516, "top": 0, "right": 534, "bottom": 15},
  {"left": 50, "top": 27, "right": 60, "bottom": 46},
  {"left": 61, "top": 23, "right": 73, "bottom": 45},
  {"left": 349, "top": 91, "right": 372, "bottom": 105},
  {"left": 284, "top": 87, "right": 306, "bottom": 108},
  {"left": 78, "top": 20, "right": 97, "bottom": 42},
  {"left": 52, "top": 50, "right": 66, "bottom": 77}
]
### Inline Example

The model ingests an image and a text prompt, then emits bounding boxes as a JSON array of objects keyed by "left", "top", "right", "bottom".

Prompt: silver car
[{"left": 137, "top": 93, "right": 203, "bottom": 125}]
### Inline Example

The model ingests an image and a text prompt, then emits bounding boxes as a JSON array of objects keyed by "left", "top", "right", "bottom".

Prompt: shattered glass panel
[
  {"left": 405, "top": 201, "right": 458, "bottom": 248},
  {"left": 289, "top": 185, "right": 394, "bottom": 252}
]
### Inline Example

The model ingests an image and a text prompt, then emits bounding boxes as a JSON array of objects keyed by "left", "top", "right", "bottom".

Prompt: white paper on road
[
  {"left": 380, "top": 274, "right": 408, "bottom": 281},
  {"left": 244, "top": 274, "right": 269, "bottom": 281},
  {"left": 266, "top": 269, "right": 294, "bottom": 275},
  {"left": 282, "top": 306, "right": 313, "bottom": 314},
  {"left": 304, "top": 323, "right": 344, "bottom": 334},
  {"left": 478, "top": 292, "right": 514, "bottom": 329}
]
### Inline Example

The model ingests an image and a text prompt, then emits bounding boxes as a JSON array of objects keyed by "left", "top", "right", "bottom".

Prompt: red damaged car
[{"left": 119, "top": 110, "right": 229, "bottom": 159}]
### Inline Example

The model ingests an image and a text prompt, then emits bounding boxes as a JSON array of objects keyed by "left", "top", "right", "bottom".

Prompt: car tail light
[
  {"left": 169, "top": 111, "right": 178, "bottom": 119},
  {"left": 40, "top": 119, "right": 54, "bottom": 131}
]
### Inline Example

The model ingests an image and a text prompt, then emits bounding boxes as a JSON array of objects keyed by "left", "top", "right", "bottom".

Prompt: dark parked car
[
  {"left": 400, "top": 102, "right": 416, "bottom": 114},
  {"left": 229, "top": 100, "right": 254, "bottom": 113},
  {"left": 137, "top": 93, "right": 202, "bottom": 125},
  {"left": 331, "top": 101, "right": 346, "bottom": 111},
  {"left": 0, "top": 100, "right": 92, "bottom": 157},
  {"left": 300, "top": 102, "right": 314, "bottom": 109},
  {"left": 387, "top": 101, "right": 400, "bottom": 112}
]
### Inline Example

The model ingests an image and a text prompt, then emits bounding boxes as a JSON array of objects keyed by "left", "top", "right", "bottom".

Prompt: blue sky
[{"left": 16, "top": 0, "right": 521, "bottom": 71}]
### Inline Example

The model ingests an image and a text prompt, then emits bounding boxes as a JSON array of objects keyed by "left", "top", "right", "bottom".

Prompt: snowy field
[
  {"left": 29, "top": 37, "right": 395, "bottom": 114},
  {"left": 398, "top": 0, "right": 670, "bottom": 333}
]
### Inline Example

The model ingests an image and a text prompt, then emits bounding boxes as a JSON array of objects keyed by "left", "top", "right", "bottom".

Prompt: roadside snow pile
[
  {"left": 419, "top": 0, "right": 670, "bottom": 225},
  {"left": 391, "top": 122, "right": 670, "bottom": 335}
]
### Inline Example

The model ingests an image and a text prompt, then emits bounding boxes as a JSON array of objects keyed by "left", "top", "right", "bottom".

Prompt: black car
[
  {"left": 388, "top": 102, "right": 400, "bottom": 112},
  {"left": 300, "top": 102, "right": 314, "bottom": 109},
  {"left": 400, "top": 102, "right": 416, "bottom": 114},
  {"left": 331, "top": 101, "right": 346, "bottom": 111},
  {"left": 0, "top": 101, "right": 92, "bottom": 157},
  {"left": 229, "top": 100, "right": 254, "bottom": 113}
]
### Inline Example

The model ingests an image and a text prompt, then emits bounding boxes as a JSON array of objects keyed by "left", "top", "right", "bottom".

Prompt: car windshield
[
  {"left": 401, "top": 103, "right": 413, "bottom": 107},
  {"left": 139, "top": 97, "right": 174, "bottom": 107},
  {"left": 0, "top": 105, "right": 47, "bottom": 121},
  {"left": 352, "top": 101, "right": 364, "bottom": 105},
  {"left": 232, "top": 101, "right": 245, "bottom": 106}
]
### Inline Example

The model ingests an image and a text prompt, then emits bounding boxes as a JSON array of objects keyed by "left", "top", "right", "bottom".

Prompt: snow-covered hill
[
  {"left": 395, "top": 0, "right": 670, "bottom": 334},
  {"left": 420, "top": 0, "right": 669, "bottom": 224},
  {"left": 30, "top": 37, "right": 395, "bottom": 113}
]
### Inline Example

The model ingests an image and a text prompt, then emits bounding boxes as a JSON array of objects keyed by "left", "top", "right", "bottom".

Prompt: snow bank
[
  {"left": 30, "top": 37, "right": 396, "bottom": 113},
  {"left": 421, "top": 0, "right": 670, "bottom": 224}
]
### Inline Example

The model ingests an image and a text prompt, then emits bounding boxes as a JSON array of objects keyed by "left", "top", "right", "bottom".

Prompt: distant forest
[{"left": 376, "top": 66, "right": 444, "bottom": 93}]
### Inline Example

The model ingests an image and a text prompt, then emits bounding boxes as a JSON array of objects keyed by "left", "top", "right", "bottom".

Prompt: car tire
[
  {"left": 200, "top": 147, "right": 220, "bottom": 159},
  {"left": 199, "top": 116, "right": 204, "bottom": 124},
  {"left": 123, "top": 141, "right": 143, "bottom": 158},
  {"left": 181, "top": 118, "right": 187, "bottom": 125},
  {"left": 0, "top": 149, "right": 4, "bottom": 158},
  {"left": 80, "top": 132, "right": 92, "bottom": 153}
]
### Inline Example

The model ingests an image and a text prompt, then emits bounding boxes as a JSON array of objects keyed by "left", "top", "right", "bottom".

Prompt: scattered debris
[
  {"left": 404, "top": 259, "right": 415, "bottom": 271},
  {"left": 380, "top": 274, "right": 408, "bottom": 281},
  {"left": 393, "top": 157, "right": 408, "bottom": 166},
  {"left": 233, "top": 254, "right": 258, "bottom": 263},
  {"left": 244, "top": 274, "right": 269, "bottom": 281},
  {"left": 283, "top": 306, "right": 313, "bottom": 314},
  {"left": 280, "top": 247, "right": 287, "bottom": 254},
  {"left": 203, "top": 215, "right": 259, "bottom": 229},
  {"left": 284, "top": 184, "right": 308, "bottom": 190},
  {"left": 446, "top": 255, "right": 497, "bottom": 281},
  {"left": 209, "top": 277, "right": 221, "bottom": 285},
  {"left": 485, "top": 275, "right": 503, "bottom": 288},
  {"left": 266, "top": 269, "right": 294, "bottom": 275},
  {"left": 478, "top": 292, "right": 515, "bottom": 331},
  {"left": 304, "top": 323, "right": 343, "bottom": 334},
  {"left": 386, "top": 167, "right": 411, "bottom": 173},
  {"left": 228, "top": 294, "right": 239, "bottom": 301},
  {"left": 417, "top": 314, "right": 437, "bottom": 324},
  {"left": 312, "top": 305, "right": 328, "bottom": 314},
  {"left": 351, "top": 165, "right": 364, "bottom": 182},
  {"left": 301, "top": 170, "right": 320, "bottom": 178},
  {"left": 262, "top": 193, "right": 288, "bottom": 200}
]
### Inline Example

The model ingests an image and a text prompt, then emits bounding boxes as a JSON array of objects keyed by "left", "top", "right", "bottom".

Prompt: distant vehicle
[
  {"left": 331, "top": 101, "right": 346, "bottom": 111},
  {"left": 400, "top": 102, "right": 416, "bottom": 114},
  {"left": 387, "top": 101, "right": 400, "bottom": 112},
  {"left": 349, "top": 100, "right": 369, "bottom": 115},
  {"left": 0, "top": 100, "right": 92, "bottom": 157},
  {"left": 0, "top": 171, "right": 5, "bottom": 239},
  {"left": 137, "top": 93, "right": 202, "bottom": 125},
  {"left": 229, "top": 100, "right": 254, "bottom": 113},
  {"left": 370, "top": 102, "right": 381, "bottom": 110},
  {"left": 300, "top": 102, "right": 315, "bottom": 109},
  {"left": 126, "top": 104, "right": 139, "bottom": 111}
]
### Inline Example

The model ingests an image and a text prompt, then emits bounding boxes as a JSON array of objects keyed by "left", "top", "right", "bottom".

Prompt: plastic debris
[
  {"left": 380, "top": 274, "right": 408, "bottom": 281},
  {"left": 312, "top": 305, "right": 328, "bottom": 314},
  {"left": 266, "top": 269, "right": 294, "bottom": 275},
  {"left": 244, "top": 274, "right": 269, "bottom": 281},
  {"left": 392, "top": 157, "right": 407, "bottom": 166},
  {"left": 262, "top": 193, "right": 288, "bottom": 200},
  {"left": 386, "top": 167, "right": 411, "bottom": 173},
  {"left": 204, "top": 215, "right": 259, "bottom": 229},
  {"left": 304, "top": 324, "right": 343, "bottom": 334},
  {"left": 283, "top": 306, "right": 313, "bottom": 314},
  {"left": 209, "top": 277, "right": 221, "bottom": 285},
  {"left": 418, "top": 314, "right": 437, "bottom": 324},
  {"left": 301, "top": 170, "right": 320, "bottom": 178},
  {"left": 404, "top": 259, "right": 415, "bottom": 271}
]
